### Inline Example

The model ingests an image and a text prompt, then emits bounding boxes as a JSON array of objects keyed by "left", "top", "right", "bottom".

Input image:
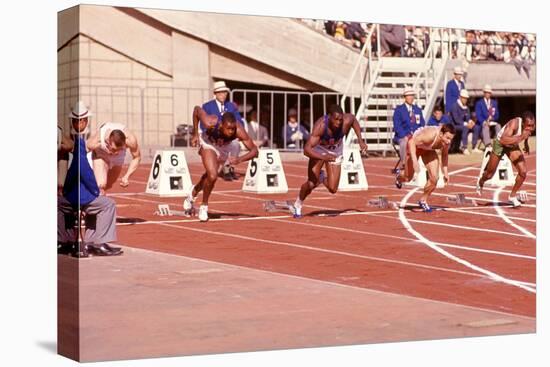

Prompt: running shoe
[
  {"left": 395, "top": 168, "right": 402, "bottom": 189},
  {"left": 198, "top": 205, "right": 209, "bottom": 222},
  {"left": 508, "top": 196, "right": 522, "bottom": 208},
  {"left": 418, "top": 200, "right": 433, "bottom": 213},
  {"left": 475, "top": 180, "right": 483, "bottom": 196},
  {"left": 290, "top": 202, "right": 302, "bottom": 219},
  {"left": 183, "top": 185, "right": 196, "bottom": 216}
]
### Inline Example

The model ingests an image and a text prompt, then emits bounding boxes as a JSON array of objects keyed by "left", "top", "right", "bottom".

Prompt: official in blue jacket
[
  {"left": 427, "top": 105, "right": 450, "bottom": 126},
  {"left": 475, "top": 84, "right": 502, "bottom": 148},
  {"left": 57, "top": 136, "right": 121, "bottom": 256},
  {"left": 445, "top": 66, "right": 465, "bottom": 113},
  {"left": 393, "top": 86, "right": 425, "bottom": 169},
  {"left": 449, "top": 89, "right": 479, "bottom": 154}
]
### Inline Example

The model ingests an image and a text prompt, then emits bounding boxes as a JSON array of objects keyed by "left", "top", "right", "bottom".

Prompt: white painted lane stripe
[
  {"left": 398, "top": 188, "right": 536, "bottom": 293},
  {"left": 493, "top": 187, "right": 536, "bottom": 239},
  {"left": 127, "top": 246, "right": 535, "bottom": 320},
  {"left": 114, "top": 194, "right": 535, "bottom": 260},
  {"left": 155, "top": 222, "right": 502, "bottom": 281},
  {"left": 452, "top": 183, "right": 536, "bottom": 197}
]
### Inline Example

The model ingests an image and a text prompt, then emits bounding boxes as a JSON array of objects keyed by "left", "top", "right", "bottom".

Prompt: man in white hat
[
  {"left": 193, "top": 80, "right": 245, "bottom": 181},
  {"left": 392, "top": 86, "right": 425, "bottom": 176},
  {"left": 449, "top": 89, "right": 478, "bottom": 154},
  {"left": 86, "top": 121, "right": 141, "bottom": 194},
  {"left": 475, "top": 84, "right": 501, "bottom": 149},
  {"left": 445, "top": 66, "right": 465, "bottom": 113},
  {"left": 68, "top": 100, "right": 92, "bottom": 135}
]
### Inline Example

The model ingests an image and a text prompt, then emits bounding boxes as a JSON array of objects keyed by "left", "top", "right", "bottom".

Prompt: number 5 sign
[
  {"left": 146, "top": 150, "right": 193, "bottom": 197},
  {"left": 242, "top": 149, "right": 288, "bottom": 194}
]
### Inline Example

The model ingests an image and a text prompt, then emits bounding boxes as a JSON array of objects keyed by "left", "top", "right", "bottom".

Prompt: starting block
[
  {"left": 154, "top": 204, "right": 189, "bottom": 217},
  {"left": 367, "top": 196, "right": 399, "bottom": 209},
  {"left": 263, "top": 200, "right": 294, "bottom": 213},
  {"left": 446, "top": 193, "right": 478, "bottom": 206}
]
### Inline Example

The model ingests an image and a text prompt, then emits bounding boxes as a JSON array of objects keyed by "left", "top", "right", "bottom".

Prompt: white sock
[{"left": 295, "top": 197, "right": 303, "bottom": 208}]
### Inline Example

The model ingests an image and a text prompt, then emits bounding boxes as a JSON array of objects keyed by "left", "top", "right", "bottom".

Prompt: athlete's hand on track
[
  {"left": 443, "top": 174, "right": 450, "bottom": 185},
  {"left": 360, "top": 143, "right": 368, "bottom": 155},
  {"left": 120, "top": 176, "right": 130, "bottom": 188}
]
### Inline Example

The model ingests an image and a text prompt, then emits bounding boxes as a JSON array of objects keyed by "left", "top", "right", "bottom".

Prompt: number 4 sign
[
  {"left": 146, "top": 150, "right": 193, "bottom": 197},
  {"left": 242, "top": 149, "right": 288, "bottom": 193}
]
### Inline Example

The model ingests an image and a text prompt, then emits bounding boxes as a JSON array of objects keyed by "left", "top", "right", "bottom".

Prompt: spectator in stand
[
  {"left": 427, "top": 105, "right": 450, "bottom": 126},
  {"left": 475, "top": 84, "right": 501, "bottom": 149},
  {"left": 346, "top": 22, "right": 367, "bottom": 48},
  {"left": 449, "top": 89, "right": 478, "bottom": 154},
  {"left": 445, "top": 66, "right": 465, "bottom": 113},
  {"left": 504, "top": 43, "right": 531, "bottom": 78},
  {"left": 380, "top": 24, "right": 406, "bottom": 56},
  {"left": 392, "top": 86, "right": 425, "bottom": 170},
  {"left": 282, "top": 108, "right": 310, "bottom": 149},
  {"left": 245, "top": 110, "right": 269, "bottom": 148}
]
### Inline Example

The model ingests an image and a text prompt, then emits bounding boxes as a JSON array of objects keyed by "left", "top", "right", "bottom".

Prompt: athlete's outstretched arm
[
  {"left": 231, "top": 124, "right": 258, "bottom": 164},
  {"left": 408, "top": 136, "right": 420, "bottom": 175},
  {"left": 346, "top": 113, "right": 368, "bottom": 154},
  {"left": 441, "top": 144, "right": 450, "bottom": 184},
  {"left": 120, "top": 132, "right": 141, "bottom": 187}
]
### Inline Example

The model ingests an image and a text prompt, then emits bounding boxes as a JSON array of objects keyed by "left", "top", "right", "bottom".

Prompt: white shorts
[
  {"left": 312, "top": 141, "right": 344, "bottom": 165},
  {"left": 92, "top": 148, "right": 126, "bottom": 169},
  {"left": 199, "top": 135, "right": 238, "bottom": 163}
]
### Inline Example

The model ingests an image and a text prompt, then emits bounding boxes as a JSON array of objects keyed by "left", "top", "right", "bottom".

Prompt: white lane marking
[
  {"left": 398, "top": 188, "right": 536, "bottom": 293},
  {"left": 126, "top": 246, "right": 536, "bottom": 320},
  {"left": 154, "top": 222, "right": 512, "bottom": 281},
  {"left": 493, "top": 187, "right": 536, "bottom": 239}
]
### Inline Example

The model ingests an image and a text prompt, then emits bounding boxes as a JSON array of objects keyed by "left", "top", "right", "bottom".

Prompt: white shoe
[
  {"left": 462, "top": 148, "right": 470, "bottom": 155},
  {"left": 198, "top": 205, "right": 209, "bottom": 222},
  {"left": 474, "top": 148, "right": 484, "bottom": 153},
  {"left": 509, "top": 196, "right": 522, "bottom": 208},
  {"left": 475, "top": 180, "right": 483, "bottom": 196},
  {"left": 183, "top": 186, "right": 195, "bottom": 215},
  {"left": 291, "top": 202, "right": 302, "bottom": 218}
]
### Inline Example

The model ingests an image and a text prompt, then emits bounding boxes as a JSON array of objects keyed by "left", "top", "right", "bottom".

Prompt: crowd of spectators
[{"left": 299, "top": 19, "right": 536, "bottom": 72}]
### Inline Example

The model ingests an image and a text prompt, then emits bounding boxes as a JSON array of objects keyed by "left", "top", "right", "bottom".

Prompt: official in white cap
[
  {"left": 475, "top": 84, "right": 501, "bottom": 149},
  {"left": 392, "top": 86, "right": 425, "bottom": 183},
  {"left": 449, "top": 89, "right": 478, "bottom": 154},
  {"left": 69, "top": 100, "right": 92, "bottom": 135},
  {"left": 194, "top": 81, "right": 246, "bottom": 181},
  {"left": 445, "top": 66, "right": 466, "bottom": 113}
]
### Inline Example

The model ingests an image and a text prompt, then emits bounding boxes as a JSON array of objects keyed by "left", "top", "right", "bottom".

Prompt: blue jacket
[
  {"left": 445, "top": 79, "right": 465, "bottom": 113},
  {"left": 63, "top": 137, "right": 100, "bottom": 208},
  {"left": 282, "top": 122, "right": 310, "bottom": 144},
  {"left": 449, "top": 101, "right": 470, "bottom": 128},
  {"left": 427, "top": 114, "right": 450, "bottom": 126},
  {"left": 475, "top": 98, "right": 499, "bottom": 124},
  {"left": 392, "top": 103, "right": 425, "bottom": 140},
  {"left": 201, "top": 99, "right": 244, "bottom": 131}
]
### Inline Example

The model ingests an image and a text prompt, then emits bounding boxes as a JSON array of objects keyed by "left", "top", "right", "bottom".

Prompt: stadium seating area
[{"left": 299, "top": 19, "right": 536, "bottom": 64}]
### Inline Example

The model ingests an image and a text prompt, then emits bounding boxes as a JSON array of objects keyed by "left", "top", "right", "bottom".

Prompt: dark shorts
[{"left": 492, "top": 139, "right": 521, "bottom": 158}]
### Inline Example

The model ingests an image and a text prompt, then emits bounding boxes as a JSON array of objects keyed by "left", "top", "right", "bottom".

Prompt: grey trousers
[
  {"left": 481, "top": 123, "right": 501, "bottom": 146},
  {"left": 398, "top": 137, "right": 408, "bottom": 168},
  {"left": 57, "top": 195, "right": 117, "bottom": 244}
]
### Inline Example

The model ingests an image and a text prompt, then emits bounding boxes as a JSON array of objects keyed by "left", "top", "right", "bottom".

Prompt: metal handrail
[{"left": 340, "top": 24, "right": 376, "bottom": 113}]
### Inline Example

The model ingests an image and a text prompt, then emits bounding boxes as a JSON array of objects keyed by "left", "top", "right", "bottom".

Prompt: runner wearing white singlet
[
  {"left": 87, "top": 122, "right": 141, "bottom": 194},
  {"left": 396, "top": 124, "right": 455, "bottom": 212}
]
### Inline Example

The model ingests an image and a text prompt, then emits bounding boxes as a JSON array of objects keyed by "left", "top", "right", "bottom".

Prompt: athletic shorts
[
  {"left": 199, "top": 135, "right": 235, "bottom": 163},
  {"left": 492, "top": 139, "right": 521, "bottom": 158},
  {"left": 92, "top": 148, "right": 127, "bottom": 168},
  {"left": 312, "top": 141, "right": 344, "bottom": 165}
]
